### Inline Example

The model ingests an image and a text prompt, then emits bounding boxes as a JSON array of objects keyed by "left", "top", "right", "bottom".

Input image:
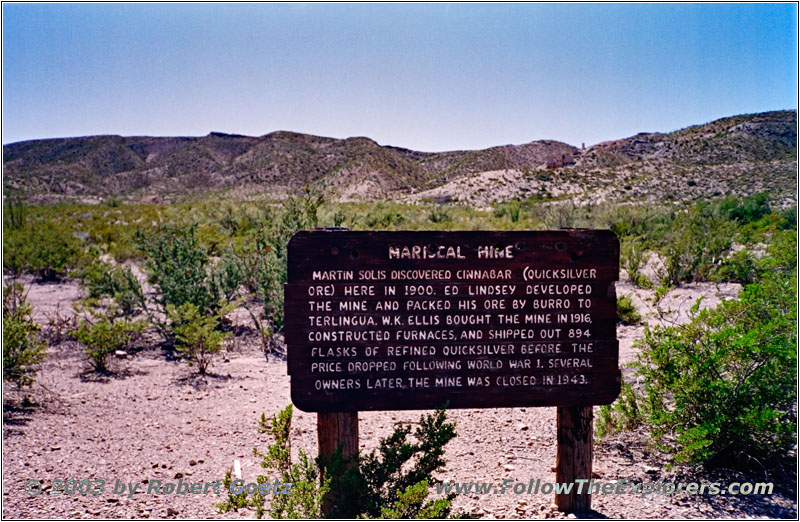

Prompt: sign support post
[
  {"left": 317, "top": 412, "right": 359, "bottom": 516},
  {"left": 555, "top": 405, "right": 594, "bottom": 513},
  {"left": 285, "top": 230, "right": 619, "bottom": 517}
]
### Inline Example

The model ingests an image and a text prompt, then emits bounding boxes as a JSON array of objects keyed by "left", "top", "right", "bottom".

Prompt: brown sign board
[{"left": 285, "top": 230, "right": 620, "bottom": 412}]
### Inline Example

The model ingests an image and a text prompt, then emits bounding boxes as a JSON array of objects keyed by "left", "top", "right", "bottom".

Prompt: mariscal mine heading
[{"left": 389, "top": 244, "right": 509, "bottom": 259}]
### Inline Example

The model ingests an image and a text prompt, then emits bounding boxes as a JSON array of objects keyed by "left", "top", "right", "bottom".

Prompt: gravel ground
[{"left": 2, "top": 277, "right": 796, "bottom": 519}]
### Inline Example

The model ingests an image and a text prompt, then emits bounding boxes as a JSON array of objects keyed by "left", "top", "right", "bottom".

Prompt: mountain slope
[{"left": 3, "top": 110, "right": 795, "bottom": 204}]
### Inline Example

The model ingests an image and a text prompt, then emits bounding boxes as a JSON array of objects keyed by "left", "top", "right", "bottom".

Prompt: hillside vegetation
[{"left": 4, "top": 110, "right": 795, "bottom": 205}]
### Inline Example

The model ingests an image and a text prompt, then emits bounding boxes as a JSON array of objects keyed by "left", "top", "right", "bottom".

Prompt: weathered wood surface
[
  {"left": 318, "top": 411, "right": 359, "bottom": 458},
  {"left": 555, "top": 406, "right": 594, "bottom": 513},
  {"left": 285, "top": 230, "right": 620, "bottom": 412},
  {"left": 318, "top": 411, "right": 359, "bottom": 516}
]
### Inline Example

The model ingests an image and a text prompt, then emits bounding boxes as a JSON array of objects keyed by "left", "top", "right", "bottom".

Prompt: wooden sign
[{"left": 285, "top": 230, "right": 620, "bottom": 413}]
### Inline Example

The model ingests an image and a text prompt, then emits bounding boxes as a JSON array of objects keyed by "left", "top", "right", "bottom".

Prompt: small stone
[
  {"left": 173, "top": 472, "right": 183, "bottom": 479},
  {"left": 114, "top": 350, "right": 128, "bottom": 358},
  {"left": 189, "top": 460, "right": 197, "bottom": 466},
  {"left": 516, "top": 423, "right": 529, "bottom": 431},
  {"left": 503, "top": 464, "right": 516, "bottom": 472},
  {"left": 166, "top": 507, "right": 179, "bottom": 516}
]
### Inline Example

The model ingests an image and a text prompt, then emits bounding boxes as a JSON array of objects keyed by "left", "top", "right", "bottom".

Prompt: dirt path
[{"left": 2, "top": 277, "right": 796, "bottom": 519}]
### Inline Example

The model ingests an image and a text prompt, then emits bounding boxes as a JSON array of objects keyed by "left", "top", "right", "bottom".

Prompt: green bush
[
  {"left": 621, "top": 238, "right": 652, "bottom": 288},
  {"left": 78, "top": 260, "right": 145, "bottom": 317},
  {"left": 719, "top": 193, "right": 771, "bottom": 224},
  {"left": 428, "top": 207, "right": 450, "bottom": 224},
  {"left": 712, "top": 249, "right": 757, "bottom": 285},
  {"left": 616, "top": 296, "right": 641, "bottom": 325},
  {"left": 3, "top": 221, "right": 84, "bottom": 280},
  {"left": 363, "top": 203, "right": 405, "bottom": 228},
  {"left": 595, "top": 378, "right": 641, "bottom": 438},
  {"left": 351, "top": 406, "right": 457, "bottom": 519},
  {"left": 73, "top": 312, "right": 146, "bottom": 372},
  {"left": 135, "top": 225, "right": 242, "bottom": 341},
  {"left": 220, "top": 405, "right": 462, "bottom": 519},
  {"left": 608, "top": 238, "right": 796, "bottom": 467},
  {"left": 4, "top": 196, "right": 27, "bottom": 230},
  {"left": 218, "top": 404, "right": 328, "bottom": 518},
  {"left": 493, "top": 201, "right": 521, "bottom": 223},
  {"left": 660, "top": 206, "right": 734, "bottom": 285},
  {"left": 2, "top": 282, "right": 47, "bottom": 387},
  {"left": 234, "top": 190, "right": 323, "bottom": 352},
  {"left": 167, "top": 302, "right": 231, "bottom": 374}
]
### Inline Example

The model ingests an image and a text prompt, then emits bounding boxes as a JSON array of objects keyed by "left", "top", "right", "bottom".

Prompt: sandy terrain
[{"left": 2, "top": 271, "right": 796, "bottom": 519}]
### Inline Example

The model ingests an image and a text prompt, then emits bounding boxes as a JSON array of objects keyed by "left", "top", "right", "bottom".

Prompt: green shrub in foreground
[
  {"left": 219, "top": 405, "right": 461, "bottom": 518},
  {"left": 616, "top": 296, "right": 641, "bottom": 325},
  {"left": 78, "top": 260, "right": 145, "bottom": 317},
  {"left": 2, "top": 283, "right": 47, "bottom": 387},
  {"left": 73, "top": 311, "right": 147, "bottom": 372},
  {"left": 135, "top": 225, "right": 241, "bottom": 341},
  {"left": 167, "top": 302, "right": 232, "bottom": 375},
  {"left": 3, "top": 222, "right": 84, "bottom": 280},
  {"left": 602, "top": 254, "right": 796, "bottom": 468}
]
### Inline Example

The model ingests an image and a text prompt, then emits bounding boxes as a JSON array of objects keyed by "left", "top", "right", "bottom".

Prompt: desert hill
[{"left": 3, "top": 110, "right": 796, "bottom": 204}]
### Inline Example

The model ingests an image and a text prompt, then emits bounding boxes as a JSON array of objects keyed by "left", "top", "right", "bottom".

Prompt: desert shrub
[
  {"left": 363, "top": 203, "right": 405, "bottom": 229},
  {"left": 712, "top": 249, "right": 757, "bottom": 285},
  {"left": 660, "top": 206, "right": 734, "bottom": 285},
  {"left": 331, "top": 209, "right": 347, "bottom": 227},
  {"left": 595, "top": 378, "right": 641, "bottom": 438},
  {"left": 2, "top": 282, "right": 47, "bottom": 387},
  {"left": 78, "top": 260, "right": 145, "bottom": 317},
  {"left": 428, "top": 207, "right": 450, "bottom": 224},
  {"left": 136, "top": 225, "right": 214, "bottom": 313},
  {"left": 616, "top": 296, "right": 641, "bottom": 325},
  {"left": 719, "top": 193, "right": 771, "bottom": 224},
  {"left": 220, "top": 405, "right": 462, "bottom": 519},
  {"left": 602, "top": 238, "right": 796, "bottom": 468},
  {"left": 758, "top": 229, "right": 796, "bottom": 273},
  {"left": 135, "top": 225, "right": 242, "bottom": 341},
  {"left": 4, "top": 196, "right": 27, "bottom": 230},
  {"left": 234, "top": 190, "right": 322, "bottom": 353},
  {"left": 3, "top": 221, "right": 83, "bottom": 280},
  {"left": 350, "top": 406, "right": 457, "bottom": 519},
  {"left": 73, "top": 311, "right": 146, "bottom": 372},
  {"left": 607, "top": 204, "right": 662, "bottom": 239},
  {"left": 778, "top": 207, "right": 796, "bottom": 229},
  {"left": 493, "top": 200, "right": 521, "bottom": 223},
  {"left": 218, "top": 404, "right": 328, "bottom": 518},
  {"left": 620, "top": 238, "right": 652, "bottom": 288},
  {"left": 167, "top": 302, "right": 232, "bottom": 374}
]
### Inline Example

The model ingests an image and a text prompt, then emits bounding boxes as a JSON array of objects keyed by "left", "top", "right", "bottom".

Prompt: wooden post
[
  {"left": 555, "top": 406, "right": 593, "bottom": 514},
  {"left": 318, "top": 411, "right": 359, "bottom": 458},
  {"left": 317, "top": 412, "right": 358, "bottom": 516}
]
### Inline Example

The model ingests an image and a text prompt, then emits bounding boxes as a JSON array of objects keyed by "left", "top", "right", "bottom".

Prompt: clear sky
[{"left": 2, "top": 3, "right": 797, "bottom": 151}]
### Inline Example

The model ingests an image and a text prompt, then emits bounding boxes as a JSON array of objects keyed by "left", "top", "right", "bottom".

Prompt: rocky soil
[{"left": 2, "top": 274, "right": 796, "bottom": 519}]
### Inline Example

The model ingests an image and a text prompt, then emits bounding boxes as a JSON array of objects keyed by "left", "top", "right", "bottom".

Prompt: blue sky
[{"left": 2, "top": 3, "right": 797, "bottom": 151}]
